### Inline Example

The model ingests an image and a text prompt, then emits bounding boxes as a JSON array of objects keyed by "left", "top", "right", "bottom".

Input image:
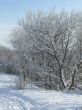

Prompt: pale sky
[{"left": 0, "top": 0, "right": 82, "bottom": 48}]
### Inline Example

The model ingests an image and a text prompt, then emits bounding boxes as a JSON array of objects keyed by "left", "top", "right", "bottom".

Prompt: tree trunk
[
  {"left": 68, "top": 69, "right": 76, "bottom": 90},
  {"left": 59, "top": 68, "right": 66, "bottom": 90},
  {"left": 23, "top": 71, "right": 26, "bottom": 81}
]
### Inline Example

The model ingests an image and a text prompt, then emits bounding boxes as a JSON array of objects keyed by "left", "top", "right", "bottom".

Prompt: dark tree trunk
[
  {"left": 59, "top": 68, "right": 66, "bottom": 90},
  {"left": 23, "top": 71, "right": 26, "bottom": 81}
]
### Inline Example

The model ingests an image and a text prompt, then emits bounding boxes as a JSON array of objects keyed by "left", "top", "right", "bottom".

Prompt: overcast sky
[{"left": 0, "top": 0, "right": 82, "bottom": 48}]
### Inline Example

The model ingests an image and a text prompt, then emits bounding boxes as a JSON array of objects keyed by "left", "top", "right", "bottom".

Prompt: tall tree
[{"left": 11, "top": 10, "right": 82, "bottom": 90}]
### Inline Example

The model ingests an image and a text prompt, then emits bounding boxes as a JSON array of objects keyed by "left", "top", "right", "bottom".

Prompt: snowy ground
[{"left": 0, "top": 73, "right": 82, "bottom": 110}]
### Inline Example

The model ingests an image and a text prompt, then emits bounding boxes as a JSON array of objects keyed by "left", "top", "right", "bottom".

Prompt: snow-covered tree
[{"left": 11, "top": 10, "right": 82, "bottom": 90}]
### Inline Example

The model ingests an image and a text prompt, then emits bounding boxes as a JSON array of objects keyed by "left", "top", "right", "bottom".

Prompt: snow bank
[{"left": 0, "top": 73, "right": 82, "bottom": 110}]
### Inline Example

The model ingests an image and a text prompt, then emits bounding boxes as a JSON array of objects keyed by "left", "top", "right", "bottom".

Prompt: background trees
[{"left": 0, "top": 46, "right": 17, "bottom": 74}]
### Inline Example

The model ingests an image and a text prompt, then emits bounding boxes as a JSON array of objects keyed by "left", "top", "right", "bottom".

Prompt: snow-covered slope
[{"left": 0, "top": 73, "right": 82, "bottom": 110}]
